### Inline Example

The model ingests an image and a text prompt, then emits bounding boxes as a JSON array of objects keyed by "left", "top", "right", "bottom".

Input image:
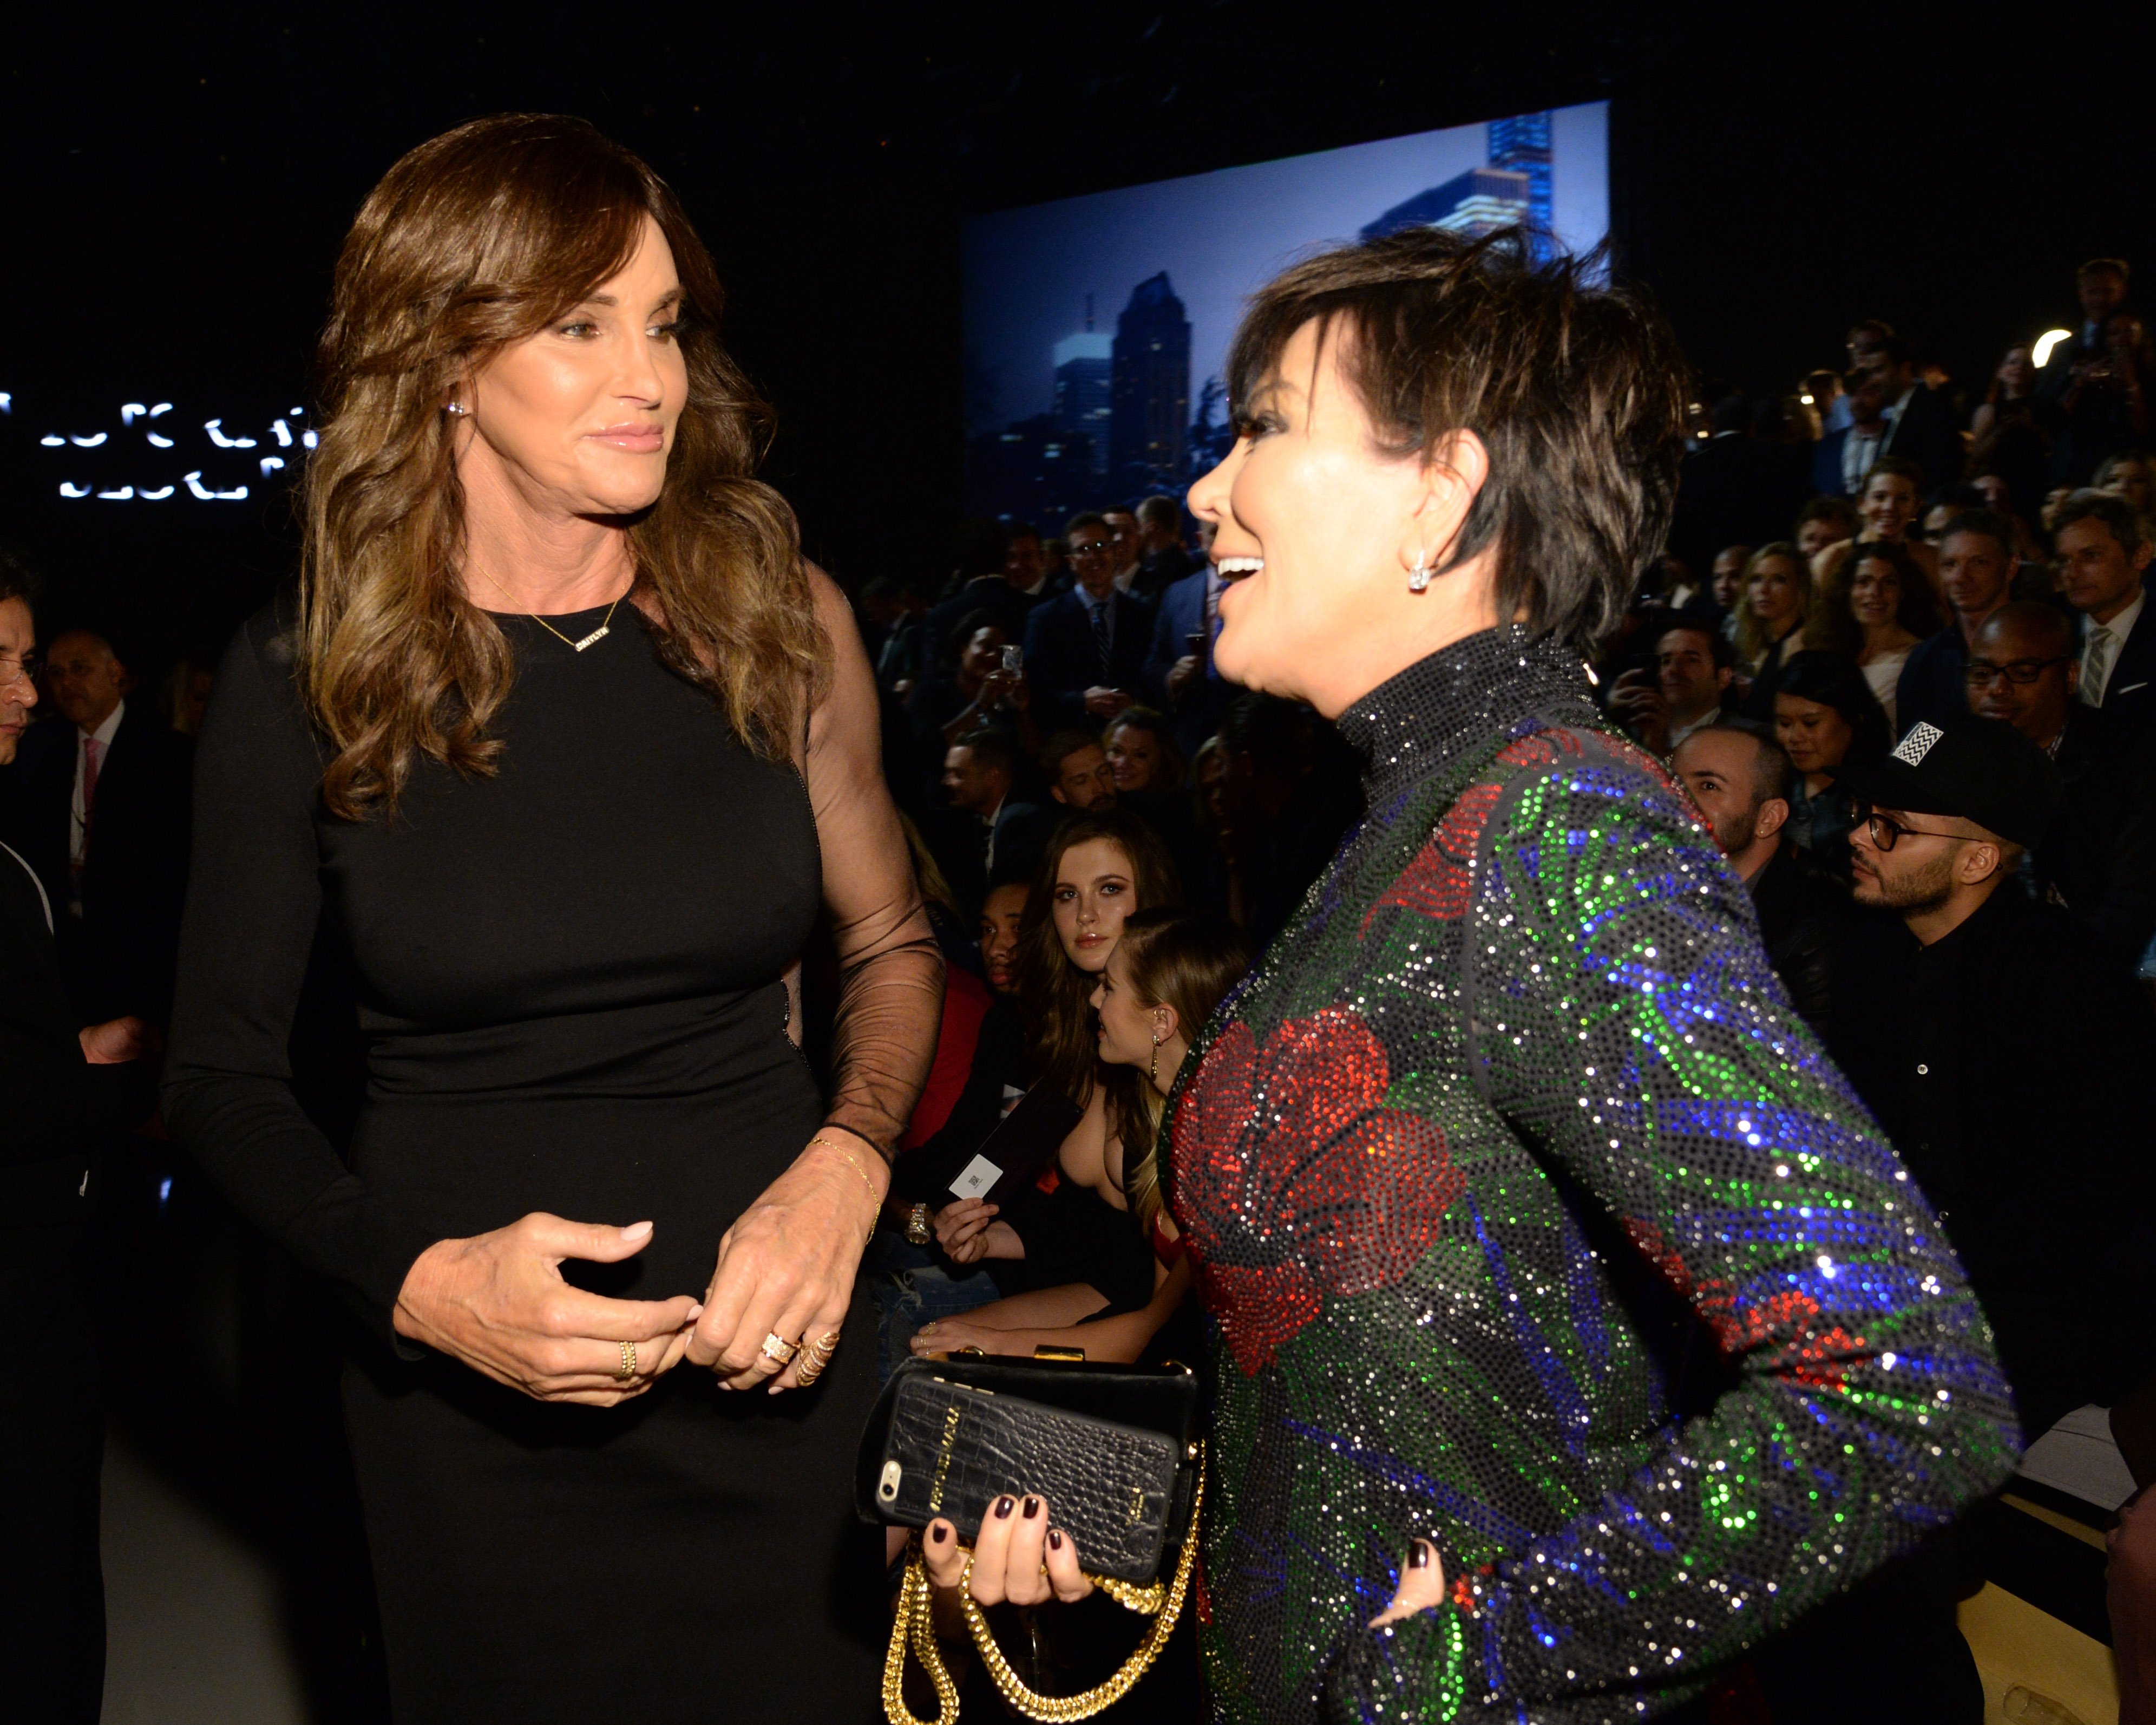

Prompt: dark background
[{"left": 4, "top": 0, "right": 2153, "bottom": 679}]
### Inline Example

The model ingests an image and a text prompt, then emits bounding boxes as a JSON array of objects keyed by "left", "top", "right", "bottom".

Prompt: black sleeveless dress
[{"left": 166, "top": 602, "right": 889, "bottom": 1723}]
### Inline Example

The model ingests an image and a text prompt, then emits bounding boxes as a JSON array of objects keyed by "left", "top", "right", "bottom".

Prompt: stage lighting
[
  {"left": 69, "top": 433, "right": 107, "bottom": 447},
  {"left": 96, "top": 486, "right": 134, "bottom": 500},
  {"left": 40, "top": 435, "right": 64, "bottom": 447},
  {"left": 183, "top": 471, "right": 248, "bottom": 501},
  {"left": 147, "top": 433, "right": 174, "bottom": 448},
  {"left": 139, "top": 485, "right": 175, "bottom": 500},
  {"left": 59, "top": 483, "right": 90, "bottom": 498},
  {"left": 121, "top": 403, "right": 148, "bottom": 424},
  {"left": 260, "top": 456, "right": 286, "bottom": 477},
  {"left": 205, "top": 419, "right": 257, "bottom": 448},
  {"left": 2033, "top": 329, "right": 2074, "bottom": 367}
]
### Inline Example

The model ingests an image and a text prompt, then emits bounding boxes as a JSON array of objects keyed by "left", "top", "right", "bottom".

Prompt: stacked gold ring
[
  {"left": 758, "top": 1331, "right": 800, "bottom": 1368},
  {"left": 616, "top": 1341, "right": 637, "bottom": 1382},
  {"left": 794, "top": 1329, "right": 842, "bottom": 1387}
]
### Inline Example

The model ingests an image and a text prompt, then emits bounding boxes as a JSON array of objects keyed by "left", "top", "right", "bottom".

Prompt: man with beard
[{"left": 1607, "top": 618, "right": 1734, "bottom": 755}]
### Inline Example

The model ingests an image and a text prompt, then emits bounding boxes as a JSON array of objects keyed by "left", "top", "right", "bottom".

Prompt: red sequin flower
[{"left": 1174, "top": 1008, "right": 1464, "bottom": 1374}]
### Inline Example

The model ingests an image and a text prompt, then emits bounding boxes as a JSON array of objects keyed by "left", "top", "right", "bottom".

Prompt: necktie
[
  {"left": 80, "top": 735, "right": 103, "bottom": 848},
  {"left": 2083, "top": 625, "right": 2118, "bottom": 707},
  {"left": 1090, "top": 598, "right": 1112, "bottom": 680}
]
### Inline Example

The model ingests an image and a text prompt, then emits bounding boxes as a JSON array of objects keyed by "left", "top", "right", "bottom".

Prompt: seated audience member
[
  {"left": 1816, "top": 455, "right": 1938, "bottom": 594},
  {"left": 1205, "top": 692, "right": 1362, "bottom": 945},
  {"left": 1022, "top": 511, "right": 1152, "bottom": 729},
  {"left": 2055, "top": 487, "right": 2156, "bottom": 735},
  {"left": 1773, "top": 651, "right": 1891, "bottom": 879},
  {"left": 1813, "top": 365, "right": 1890, "bottom": 499},
  {"left": 925, "top": 519, "right": 1048, "bottom": 653},
  {"left": 1826, "top": 714, "right": 2156, "bottom": 1453},
  {"left": 904, "top": 612, "right": 1037, "bottom": 785},
  {"left": 925, "top": 813, "right": 1181, "bottom": 1320},
  {"left": 1968, "top": 343, "right": 2047, "bottom": 512},
  {"left": 936, "top": 728, "right": 1050, "bottom": 913},
  {"left": 1039, "top": 730, "right": 1117, "bottom": 814},
  {"left": 1970, "top": 601, "right": 2156, "bottom": 970},
  {"left": 1143, "top": 553, "right": 1237, "bottom": 761},
  {"left": 1733, "top": 542, "right": 1811, "bottom": 719},
  {"left": 911, "top": 909, "right": 1250, "bottom": 1363},
  {"left": 2097, "top": 449, "right": 2156, "bottom": 520},
  {"left": 1698, "top": 543, "right": 1751, "bottom": 623},
  {"left": 865, "top": 868, "right": 1032, "bottom": 1380},
  {"left": 1672, "top": 723, "right": 1842, "bottom": 1030},
  {"left": 2, "top": 625, "right": 193, "bottom": 1023},
  {"left": 1870, "top": 334, "right": 1965, "bottom": 505},
  {"left": 1794, "top": 494, "right": 1860, "bottom": 570},
  {"left": 1130, "top": 495, "right": 1194, "bottom": 599},
  {"left": 2054, "top": 311, "right": 2155, "bottom": 486},
  {"left": 1896, "top": 509, "right": 2016, "bottom": 730},
  {"left": 1606, "top": 618, "right": 1733, "bottom": 755},
  {"left": 1104, "top": 706, "right": 1207, "bottom": 898},
  {"left": 1807, "top": 538, "right": 1942, "bottom": 731}
]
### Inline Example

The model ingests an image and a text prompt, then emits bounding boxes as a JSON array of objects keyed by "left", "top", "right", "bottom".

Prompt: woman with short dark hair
[
  {"left": 932, "top": 228, "right": 2014, "bottom": 1720},
  {"left": 162, "top": 115, "right": 941, "bottom": 1722}
]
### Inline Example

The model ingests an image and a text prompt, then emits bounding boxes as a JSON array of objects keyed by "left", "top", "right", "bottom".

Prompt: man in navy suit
[
  {"left": 1868, "top": 335, "right": 1964, "bottom": 498},
  {"left": 1812, "top": 369, "right": 1890, "bottom": 499},
  {"left": 2057, "top": 488, "right": 2156, "bottom": 737},
  {"left": 1021, "top": 511, "right": 1152, "bottom": 730},
  {"left": 1143, "top": 558, "right": 1238, "bottom": 760}
]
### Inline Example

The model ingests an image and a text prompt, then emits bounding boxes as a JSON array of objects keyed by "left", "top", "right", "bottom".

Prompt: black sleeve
[{"left": 161, "top": 615, "right": 437, "bottom": 1346}]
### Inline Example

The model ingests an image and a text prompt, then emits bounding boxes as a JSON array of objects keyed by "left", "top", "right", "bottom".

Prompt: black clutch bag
[
  {"left": 856, "top": 1353, "right": 1200, "bottom": 1582},
  {"left": 859, "top": 1352, "right": 1207, "bottom": 1723}
]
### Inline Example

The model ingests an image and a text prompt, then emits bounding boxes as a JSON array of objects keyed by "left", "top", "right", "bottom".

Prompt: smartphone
[{"left": 1000, "top": 644, "right": 1024, "bottom": 674}]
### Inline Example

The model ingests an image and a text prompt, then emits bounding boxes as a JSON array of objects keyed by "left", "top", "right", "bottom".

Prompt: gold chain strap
[{"left": 881, "top": 1455, "right": 1204, "bottom": 1725}]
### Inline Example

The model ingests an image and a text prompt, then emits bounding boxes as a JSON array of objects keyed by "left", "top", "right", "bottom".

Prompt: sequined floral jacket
[{"left": 1164, "top": 628, "right": 2017, "bottom": 1724}]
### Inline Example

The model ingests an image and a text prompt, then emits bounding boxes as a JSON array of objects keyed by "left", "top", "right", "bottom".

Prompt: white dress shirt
[{"left": 2080, "top": 590, "right": 2145, "bottom": 707}]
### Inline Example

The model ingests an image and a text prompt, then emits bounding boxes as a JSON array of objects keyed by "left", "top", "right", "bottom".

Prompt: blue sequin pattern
[{"left": 1164, "top": 626, "right": 2017, "bottom": 1722}]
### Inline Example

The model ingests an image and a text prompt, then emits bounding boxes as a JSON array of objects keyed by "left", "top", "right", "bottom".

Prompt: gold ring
[
  {"left": 794, "top": 1328, "right": 842, "bottom": 1386},
  {"left": 758, "top": 1332, "right": 800, "bottom": 1367},
  {"left": 617, "top": 1341, "right": 637, "bottom": 1382}
]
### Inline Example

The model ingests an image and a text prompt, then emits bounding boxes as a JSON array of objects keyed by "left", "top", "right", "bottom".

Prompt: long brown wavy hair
[
  {"left": 300, "top": 114, "right": 825, "bottom": 818},
  {"left": 1014, "top": 810, "right": 1182, "bottom": 1108}
]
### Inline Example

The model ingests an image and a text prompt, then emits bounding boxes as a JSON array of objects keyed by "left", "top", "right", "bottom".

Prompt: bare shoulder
[{"left": 1058, "top": 1084, "right": 1111, "bottom": 1188}]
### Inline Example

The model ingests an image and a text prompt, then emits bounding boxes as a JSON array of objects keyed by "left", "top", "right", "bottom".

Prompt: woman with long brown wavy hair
[{"left": 161, "top": 115, "right": 941, "bottom": 1722}]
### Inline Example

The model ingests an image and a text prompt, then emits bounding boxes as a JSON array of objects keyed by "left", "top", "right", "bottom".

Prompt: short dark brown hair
[
  {"left": 2053, "top": 487, "right": 2151, "bottom": 552},
  {"left": 951, "top": 727, "right": 1019, "bottom": 782},
  {"left": 0, "top": 546, "right": 40, "bottom": 610},
  {"left": 1226, "top": 227, "right": 1689, "bottom": 649}
]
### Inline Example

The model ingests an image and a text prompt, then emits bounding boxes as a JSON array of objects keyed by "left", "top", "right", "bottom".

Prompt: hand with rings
[{"left": 686, "top": 1130, "right": 887, "bottom": 1393}]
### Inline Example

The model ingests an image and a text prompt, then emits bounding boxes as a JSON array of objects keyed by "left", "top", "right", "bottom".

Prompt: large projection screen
[{"left": 962, "top": 101, "right": 1610, "bottom": 524}]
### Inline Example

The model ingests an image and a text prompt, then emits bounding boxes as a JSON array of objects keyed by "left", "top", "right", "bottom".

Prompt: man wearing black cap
[{"left": 1828, "top": 714, "right": 2156, "bottom": 1439}]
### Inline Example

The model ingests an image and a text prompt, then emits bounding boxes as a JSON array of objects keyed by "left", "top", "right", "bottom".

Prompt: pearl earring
[{"left": 1408, "top": 554, "right": 1432, "bottom": 593}]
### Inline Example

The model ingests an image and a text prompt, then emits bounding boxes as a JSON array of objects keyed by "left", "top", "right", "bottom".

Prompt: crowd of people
[{"left": 4, "top": 143, "right": 2155, "bottom": 1722}]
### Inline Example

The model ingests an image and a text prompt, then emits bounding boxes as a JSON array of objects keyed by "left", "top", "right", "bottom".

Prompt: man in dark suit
[
  {"left": 1969, "top": 602, "right": 2156, "bottom": 972},
  {"left": 1896, "top": 510, "right": 2015, "bottom": 731},
  {"left": 1021, "top": 512, "right": 1152, "bottom": 730},
  {"left": 1811, "top": 369, "right": 1890, "bottom": 499},
  {"left": 1130, "top": 495, "right": 1194, "bottom": 600},
  {"left": 0, "top": 568, "right": 155, "bottom": 1724},
  {"left": 1142, "top": 560, "right": 1238, "bottom": 760},
  {"left": 923, "top": 522, "right": 1047, "bottom": 669},
  {"left": 1868, "top": 335, "right": 1964, "bottom": 498},
  {"left": 1669, "top": 395, "right": 1813, "bottom": 575},
  {"left": 0, "top": 628, "right": 191, "bottom": 1024},
  {"left": 2056, "top": 488, "right": 2156, "bottom": 737},
  {"left": 935, "top": 728, "right": 1051, "bottom": 916}
]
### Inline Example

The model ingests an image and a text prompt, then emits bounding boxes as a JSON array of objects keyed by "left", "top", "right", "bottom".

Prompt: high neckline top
[{"left": 1334, "top": 624, "right": 1600, "bottom": 806}]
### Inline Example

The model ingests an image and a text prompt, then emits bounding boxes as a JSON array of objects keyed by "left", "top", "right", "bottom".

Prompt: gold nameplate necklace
[{"left": 473, "top": 566, "right": 626, "bottom": 653}]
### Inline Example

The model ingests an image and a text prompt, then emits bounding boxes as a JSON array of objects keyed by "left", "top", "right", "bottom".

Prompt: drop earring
[
  {"left": 1149, "top": 1028, "right": 1162, "bottom": 1084},
  {"left": 1408, "top": 554, "right": 1432, "bottom": 593}
]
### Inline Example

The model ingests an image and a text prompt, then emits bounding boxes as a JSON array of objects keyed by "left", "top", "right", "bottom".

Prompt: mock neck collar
[{"left": 1334, "top": 624, "right": 1599, "bottom": 804}]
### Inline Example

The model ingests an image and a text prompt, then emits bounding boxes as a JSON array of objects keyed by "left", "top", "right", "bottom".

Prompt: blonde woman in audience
[{"left": 1733, "top": 541, "right": 1810, "bottom": 718}]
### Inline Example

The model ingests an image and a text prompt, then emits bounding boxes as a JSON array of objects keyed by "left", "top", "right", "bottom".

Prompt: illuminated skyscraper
[
  {"left": 1488, "top": 111, "right": 1554, "bottom": 258},
  {"left": 1054, "top": 297, "right": 1113, "bottom": 478},
  {"left": 1110, "top": 273, "right": 1190, "bottom": 490},
  {"left": 1361, "top": 166, "right": 1532, "bottom": 243}
]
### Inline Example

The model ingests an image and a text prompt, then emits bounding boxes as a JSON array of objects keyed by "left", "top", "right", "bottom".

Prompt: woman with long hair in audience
[
  {"left": 1773, "top": 649, "right": 1892, "bottom": 880},
  {"left": 910, "top": 908, "right": 1250, "bottom": 1362},
  {"left": 1817, "top": 455, "right": 1940, "bottom": 598},
  {"left": 1104, "top": 704, "right": 1212, "bottom": 897},
  {"left": 160, "top": 115, "right": 941, "bottom": 1722},
  {"left": 1733, "top": 541, "right": 1811, "bottom": 718},
  {"left": 1806, "top": 537, "right": 1944, "bottom": 730}
]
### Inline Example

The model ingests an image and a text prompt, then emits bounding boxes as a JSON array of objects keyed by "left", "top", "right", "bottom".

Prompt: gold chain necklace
[{"left": 471, "top": 565, "right": 627, "bottom": 654}]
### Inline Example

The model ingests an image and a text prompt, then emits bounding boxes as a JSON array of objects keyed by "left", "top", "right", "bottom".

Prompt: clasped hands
[{"left": 390, "top": 1134, "right": 887, "bottom": 1407}]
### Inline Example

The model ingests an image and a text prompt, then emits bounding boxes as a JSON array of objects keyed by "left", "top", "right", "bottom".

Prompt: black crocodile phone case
[{"left": 873, "top": 1375, "right": 1182, "bottom": 1582}]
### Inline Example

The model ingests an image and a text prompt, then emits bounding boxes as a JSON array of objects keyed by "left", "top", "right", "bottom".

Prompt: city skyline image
[{"left": 962, "top": 102, "right": 1609, "bottom": 523}]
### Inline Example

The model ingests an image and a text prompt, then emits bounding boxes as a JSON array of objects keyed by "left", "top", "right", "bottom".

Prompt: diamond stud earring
[
  {"left": 1408, "top": 555, "right": 1432, "bottom": 593},
  {"left": 445, "top": 401, "right": 467, "bottom": 416}
]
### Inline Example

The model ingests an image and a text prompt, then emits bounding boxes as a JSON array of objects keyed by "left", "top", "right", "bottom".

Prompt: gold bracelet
[{"left": 808, "top": 1133, "right": 884, "bottom": 1239}]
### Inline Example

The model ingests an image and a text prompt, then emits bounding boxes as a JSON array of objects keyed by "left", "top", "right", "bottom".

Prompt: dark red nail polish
[
  {"left": 1409, "top": 1542, "right": 1432, "bottom": 1569},
  {"left": 1047, "top": 1529, "right": 1064, "bottom": 1551},
  {"left": 1023, "top": 1497, "right": 1041, "bottom": 1520},
  {"left": 929, "top": 1523, "right": 949, "bottom": 1545},
  {"left": 994, "top": 1495, "right": 1015, "bottom": 1519}
]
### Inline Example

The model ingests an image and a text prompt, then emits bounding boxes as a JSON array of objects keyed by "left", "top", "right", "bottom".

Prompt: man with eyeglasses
[
  {"left": 0, "top": 554, "right": 156, "bottom": 1722},
  {"left": 2055, "top": 487, "right": 2156, "bottom": 737},
  {"left": 1968, "top": 602, "right": 2156, "bottom": 971},
  {"left": 1825, "top": 714, "right": 2156, "bottom": 1496},
  {"left": 1020, "top": 511, "right": 1153, "bottom": 730}
]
